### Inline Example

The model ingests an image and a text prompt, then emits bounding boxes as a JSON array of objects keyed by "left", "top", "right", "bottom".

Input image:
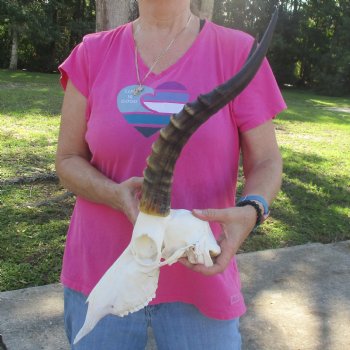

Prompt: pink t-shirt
[{"left": 59, "top": 20, "right": 286, "bottom": 320}]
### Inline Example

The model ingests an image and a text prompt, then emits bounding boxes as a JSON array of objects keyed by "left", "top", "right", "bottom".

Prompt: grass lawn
[
  {"left": 0, "top": 69, "right": 349, "bottom": 291},
  {"left": 244, "top": 90, "right": 350, "bottom": 251}
]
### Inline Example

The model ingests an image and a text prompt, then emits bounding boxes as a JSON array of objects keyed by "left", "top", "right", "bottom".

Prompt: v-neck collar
[{"left": 126, "top": 20, "right": 209, "bottom": 81}]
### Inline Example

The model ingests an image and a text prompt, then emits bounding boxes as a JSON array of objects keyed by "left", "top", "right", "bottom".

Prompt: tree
[
  {"left": 95, "top": 0, "right": 137, "bottom": 31},
  {"left": 304, "top": 0, "right": 350, "bottom": 95},
  {"left": 1, "top": 0, "right": 349, "bottom": 95},
  {"left": 95, "top": 0, "right": 215, "bottom": 31},
  {"left": 191, "top": 0, "right": 215, "bottom": 20},
  {"left": 0, "top": 0, "right": 95, "bottom": 72},
  {"left": 0, "top": 0, "right": 34, "bottom": 70}
]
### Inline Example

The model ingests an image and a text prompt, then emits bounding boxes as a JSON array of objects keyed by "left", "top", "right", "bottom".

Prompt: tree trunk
[
  {"left": 95, "top": 0, "right": 215, "bottom": 32},
  {"left": 95, "top": 0, "right": 132, "bottom": 31},
  {"left": 191, "top": 0, "right": 215, "bottom": 20},
  {"left": 9, "top": 27, "right": 18, "bottom": 70}
]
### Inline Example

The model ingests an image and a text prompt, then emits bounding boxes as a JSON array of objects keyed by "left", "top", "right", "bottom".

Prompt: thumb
[
  {"left": 130, "top": 176, "right": 143, "bottom": 187},
  {"left": 128, "top": 177, "right": 144, "bottom": 194},
  {"left": 192, "top": 208, "right": 232, "bottom": 223}
]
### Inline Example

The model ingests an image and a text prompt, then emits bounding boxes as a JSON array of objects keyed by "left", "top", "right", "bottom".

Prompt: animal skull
[
  {"left": 74, "top": 209, "right": 220, "bottom": 344},
  {"left": 161, "top": 209, "right": 221, "bottom": 266},
  {"left": 73, "top": 10, "right": 279, "bottom": 344}
]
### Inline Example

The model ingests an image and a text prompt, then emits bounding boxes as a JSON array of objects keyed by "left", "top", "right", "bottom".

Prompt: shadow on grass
[
  {"left": 0, "top": 69, "right": 60, "bottom": 85},
  {"left": 0, "top": 70, "right": 63, "bottom": 117},
  {"left": 0, "top": 183, "right": 74, "bottom": 291},
  {"left": 0, "top": 86, "right": 63, "bottom": 117},
  {"left": 243, "top": 145, "right": 349, "bottom": 252},
  {"left": 0, "top": 129, "right": 57, "bottom": 148},
  {"left": 280, "top": 89, "right": 350, "bottom": 126},
  {"left": 276, "top": 147, "right": 349, "bottom": 242},
  {"left": 242, "top": 133, "right": 350, "bottom": 346},
  {"left": 0, "top": 150, "right": 56, "bottom": 179}
]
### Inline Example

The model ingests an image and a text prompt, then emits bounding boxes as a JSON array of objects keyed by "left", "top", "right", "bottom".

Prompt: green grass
[
  {"left": 0, "top": 69, "right": 72, "bottom": 291},
  {"left": 242, "top": 89, "right": 350, "bottom": 251},
  {"left": 0, "top": 70, "right": 350, "bottom": 291},
  {"left": 0, "top": 69, "right": 62, "bottom": 179}
]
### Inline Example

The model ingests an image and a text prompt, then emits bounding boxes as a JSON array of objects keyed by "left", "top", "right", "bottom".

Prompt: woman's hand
[
  {"left": 114, "top": 177, "right": 143, "bottom": 224},
  {"left": 56, "top": 80, "right": 144, "bottom": 225},
  {"left": 179, "top": 206, "right": 257, "bottom": 275},
  {"left": 180, "top": 121, "right": 282, "bottom": 275}
]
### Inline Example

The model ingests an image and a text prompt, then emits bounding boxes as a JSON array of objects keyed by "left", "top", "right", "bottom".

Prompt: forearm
[
  {"left": 240, "top": 120, "right": 283, "bottom": 206},
  {"left": 241, "top": 155, "right": 283, "bottom": 205},
  {"left": 56, "top": 155, "right": 120, "bottom": 210},
  {"left": 187, "top": 122, "right": 283, "bottom": 275}
]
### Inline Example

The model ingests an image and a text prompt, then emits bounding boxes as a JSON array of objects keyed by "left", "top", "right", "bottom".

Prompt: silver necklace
[{"left": 133, "top": 13, "right": 193, "bottom": 96}]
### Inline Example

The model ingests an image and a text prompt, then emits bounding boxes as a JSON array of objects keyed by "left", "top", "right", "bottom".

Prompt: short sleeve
[
  {"left": 58, "top": 41, "right": 89, "bottom": 98},
  {"left": 233, "top": 56, "right": 287, "bottom": 133}
]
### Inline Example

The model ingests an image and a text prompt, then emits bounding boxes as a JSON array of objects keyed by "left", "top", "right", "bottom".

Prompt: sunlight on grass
[
  {"left": 239, "top": 89, "right": 350, "bottom": 252},
  {"left": 0, "top": 183, "right": 73, "bottom": 291},
  {"left": 1, "top": 70, "right": 350, "bottom": 290},
  {"left": 308, "top": 98, "right": 350, "bottom": 108}
]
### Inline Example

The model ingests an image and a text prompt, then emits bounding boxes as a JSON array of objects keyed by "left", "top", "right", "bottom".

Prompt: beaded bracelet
[{"left": 236, "top": 199, "right": 263, "bottom": 228}]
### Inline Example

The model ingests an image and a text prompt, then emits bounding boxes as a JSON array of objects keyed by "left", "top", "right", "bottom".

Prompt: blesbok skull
[{"left": 74, "top": 10, "right": 279, "bottom": 344}]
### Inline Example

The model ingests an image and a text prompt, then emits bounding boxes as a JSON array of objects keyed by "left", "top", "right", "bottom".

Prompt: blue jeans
[{"left": 64, "top": 287, "right": 242, "bottom": 350}]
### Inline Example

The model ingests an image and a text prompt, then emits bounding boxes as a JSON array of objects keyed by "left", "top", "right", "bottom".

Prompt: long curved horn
[{"left": 140, "top": 10, "right": 279, "bottom": 216}]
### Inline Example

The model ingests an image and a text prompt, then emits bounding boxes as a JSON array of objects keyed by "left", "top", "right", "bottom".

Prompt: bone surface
[
  {"left": 73, "top": 212, "right": 169, "bottom": 344},
  {"left": 160, "top": 209, "right": 221, "bottom": 266},
  {"left": 73, "top": 245, "right": 160, "bottom": 344},
  {"left": 73, "top": 210, "right": 220, "bottom": 344}
]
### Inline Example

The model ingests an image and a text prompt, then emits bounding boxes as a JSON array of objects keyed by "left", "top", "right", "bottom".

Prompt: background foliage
[
  {"left": 0, "top": 0, "right": 95, "bottom": 72},
  {"left": 213, "top": 0, "right": 350, "bottom": 96},
  {"left": 0, "top": 0, "right": 349, "bottom": 95}
]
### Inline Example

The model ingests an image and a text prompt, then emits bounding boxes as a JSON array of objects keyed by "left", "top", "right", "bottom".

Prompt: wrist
[
  {"left": 238, "top": 205, "right": 258, "bottom": 230},
  {"left": 105, "top": 181, "right": 122, "bottom": 210},
  {"left": 236, "top": 199, "right": 263, "bottom": 228},
  {"left": 238, "top": 194, "right": 270, "bottom": 223}
]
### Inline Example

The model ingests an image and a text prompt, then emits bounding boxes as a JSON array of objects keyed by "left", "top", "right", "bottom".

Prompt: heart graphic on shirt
[{"left": 117, "top": 82, "right": 189, "bottom": 137}]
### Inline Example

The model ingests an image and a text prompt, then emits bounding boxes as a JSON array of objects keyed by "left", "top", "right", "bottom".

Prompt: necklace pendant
[{"left": 133, "top": 86, "right": 144, "bottom": 96}]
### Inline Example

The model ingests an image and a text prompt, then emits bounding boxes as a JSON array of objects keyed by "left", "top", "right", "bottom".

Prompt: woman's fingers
[
  {"left": 192, "top": 208, "right": 234, "bottom": 223},
  {"left": 181, "top": 207, "right": 256, "bottom": 276},
  {"left": 118, "top": 177, "right": 144, "bottom": 224},
  {"left": 179, "top": 238, "right": 237, "bottom": 276}
]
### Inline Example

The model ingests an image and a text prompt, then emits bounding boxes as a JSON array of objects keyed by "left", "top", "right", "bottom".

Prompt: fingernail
[{"left": 193, "top": 209, "right": 202, "bottom": 215}]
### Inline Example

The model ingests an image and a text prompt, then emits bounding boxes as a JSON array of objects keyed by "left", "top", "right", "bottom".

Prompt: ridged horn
[{"left": 140, "top": 9, "right": 279, "bottom": 216}]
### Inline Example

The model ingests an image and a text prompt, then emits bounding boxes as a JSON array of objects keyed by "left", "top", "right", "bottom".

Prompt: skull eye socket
[{"left": 133, "top": 234, "right": 158, "bottom": 264}]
